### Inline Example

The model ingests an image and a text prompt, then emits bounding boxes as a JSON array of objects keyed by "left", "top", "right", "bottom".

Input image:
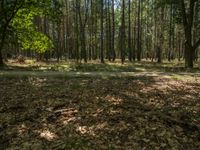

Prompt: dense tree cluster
[{"left": 0, "top": 0, "right": 200, "bottom": 68}]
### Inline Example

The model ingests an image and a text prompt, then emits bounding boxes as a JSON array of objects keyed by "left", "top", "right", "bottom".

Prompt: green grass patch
[{"left": 4, "top": 59, "right": 200, "bottom": 73}]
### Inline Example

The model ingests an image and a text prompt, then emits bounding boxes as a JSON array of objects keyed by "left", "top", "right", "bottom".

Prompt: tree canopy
[{"left": 0, "top": 0, "right": 200, "bottom": 68}]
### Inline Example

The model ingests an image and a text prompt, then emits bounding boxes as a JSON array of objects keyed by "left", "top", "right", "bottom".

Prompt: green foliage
[
  {"left": 12, "top": 8, "right": 53, "bottom": 53},
  {"left": 0, "top": 0, "right": 62, "bottom": 53},
  {"left": 19, "top": 31, "right": 53, "bottom": 53}
]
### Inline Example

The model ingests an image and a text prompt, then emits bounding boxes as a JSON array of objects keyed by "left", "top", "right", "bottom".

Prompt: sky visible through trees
[
  {"left": 0, "top": 0, "right": 199, "bottom": 67},
  {"left": 0, "top": 0, "right": 200, "bottom": 149}
]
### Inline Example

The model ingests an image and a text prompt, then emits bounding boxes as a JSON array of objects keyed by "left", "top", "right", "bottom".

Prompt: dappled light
[
  {"left": 0, "top": 0, "right": 200, "bottom": 149},
  {"left": 1, "top": 76, "right": 200, "bottom": 149},
  {"left": 28, "top": 77, "right": 47, "bottom": 87},
  {"left": 38, "top": 129, "right": 58, "bottom": 141},
  {"left": 17, "top": 124, "right": 28, "bottom": 136},
  {"left": 53, "top": 108, "right": 79, "bottom": 125},
  {"left": 76, "top": 126, "right": 96, "bottom": 136},
  {"left": 104, "top": 95, "right": 123, "bottom": 105}
]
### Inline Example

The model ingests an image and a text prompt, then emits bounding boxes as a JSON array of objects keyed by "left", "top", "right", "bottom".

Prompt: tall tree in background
[
  {"left": 0, "top": 0, "right": 25, "bottom": 65},
  {"left": 77, "top": 0, "right": 89, "bottom": 63},
  {"left": 100, "top": 0, "right": 104, "bottom": 63},
  {"left": 128, "top": 0, "right": 132, "bottom": 61},
  {"left": 106, "top": 0, "right": 112, "bottom": 61},
  {"left": 1, "top": 0, "right": 200, "bottom": 68},
  {"left": 120, "top": 0, "right": 126, "bottom": 64},
  {"left": 179, "top": 0, "right": 200, "bottom": 68},
  {"left": 111, "top": 0, "right": 116, "bottom": 61},
  {"left": 157, "top": 6, "right": 165, "bottom": 63},
  {"left": 137, "top": 0, "right": 142, "bottom": 61}
]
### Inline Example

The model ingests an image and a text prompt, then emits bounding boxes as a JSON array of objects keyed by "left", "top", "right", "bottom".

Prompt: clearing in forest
[{"left": 0, "top": 61, "right": 200, "bottom": 149}]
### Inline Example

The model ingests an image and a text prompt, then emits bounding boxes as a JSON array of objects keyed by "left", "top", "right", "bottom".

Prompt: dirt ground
[{"left": 0, "top": 74, "right": 200, "bottom": 149}]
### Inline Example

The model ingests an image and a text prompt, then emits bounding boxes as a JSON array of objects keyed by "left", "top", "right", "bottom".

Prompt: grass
[
  {"left": 1, "top": 59, "right": 200, "bottom": 82},
  {"left": 1, "top": 59, "right": 200, "bottom": 73}
]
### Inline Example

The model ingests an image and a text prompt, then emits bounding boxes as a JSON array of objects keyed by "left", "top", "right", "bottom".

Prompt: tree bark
[
  {"left": 185, "top": 43, "right": 195, "bottom": 68},
  {"left": 128, "top": 0, "right": 132, "bottom": 62},
  {"left": 120, "top": 0, "right": 126, "bottom": 64},
  {"left": 137, "top": 0, "right": 141, "bottom": 61},
  {"left": 111, "top": 0, "right": 116, "bottom": 61},
  {"left": 0, "top": 47, "right": 3, "bottom": 65},
  {"left": 0, "top": 29, "right": 7, "bottom": 65},
  {"left": 180, "top": 0, "right": 199, "bottom": 68},
  {"left": 100, "top": 0, "right": 104, "bottom": 63}
]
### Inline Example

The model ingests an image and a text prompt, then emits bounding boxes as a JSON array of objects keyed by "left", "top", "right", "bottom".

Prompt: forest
[{"left": 0, "top": 0, "right": 200, "bottom": 149}]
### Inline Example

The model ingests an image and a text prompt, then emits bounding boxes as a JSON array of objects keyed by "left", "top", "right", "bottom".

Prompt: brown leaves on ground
[{"left": 0, "top": 76, "right": 200, "bottom": 149}]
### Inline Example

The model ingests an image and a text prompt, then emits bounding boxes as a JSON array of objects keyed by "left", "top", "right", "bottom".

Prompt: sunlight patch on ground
[
  {"left": 28, "top": 77, "right": 47, "bottom": 87},
  {"left": 17, "top": 124, "right": 28, "bottom": 135},
  {"left": 92, "top": 108, "right": 103, "bottom": 117},
  {"left": 38, "top": 129, "right": 58, "bottom": 141},
  {"left": 104, "top": 95, "right": 123, "bottom": 105},
  {"left": 76, "top": 125, "right": 95, "bottom": 136},
  {"left": 57, "top": 108, "right": 79, "bottom": 125}
]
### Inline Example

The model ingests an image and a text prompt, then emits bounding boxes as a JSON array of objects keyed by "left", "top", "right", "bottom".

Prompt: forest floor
[{"left": 0, "top": 60, "right": 200, "bottom": 149}]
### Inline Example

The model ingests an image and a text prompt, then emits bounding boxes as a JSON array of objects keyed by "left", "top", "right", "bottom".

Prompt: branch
[
  {"left": 6, "top": 0, "right": 25, "bottom": 23},
  {"left": 0, "top": 0, "right": 5, "bottom": 19}
]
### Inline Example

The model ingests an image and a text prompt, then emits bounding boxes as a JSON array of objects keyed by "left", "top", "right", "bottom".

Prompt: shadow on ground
[{"left": 0, "top": 75, "right": 200, "bottom": 149}]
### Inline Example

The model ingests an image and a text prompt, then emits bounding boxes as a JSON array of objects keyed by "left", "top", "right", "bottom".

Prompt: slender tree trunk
[
  {"left": 0, "top": 28, "right": 7, "bottom": 65},
  {"left": 80, "top": 28, "right": 87, "bottom": 63},
  {"left": 111, "top": 0, "right": 116, "bottom": 61},
  {"left": 108, "top": 0, "right": 112, "bottom": 61},
  {"left": 128, "top": 0, "right": 132, "bottom": 62},
  {"left": 120, "top": 0, "right": 126, "bottom": 64},
  {"left": 0, "top": 47, "right": 4, "bottom": 65},
  {"left": 168, "top": 3, "right": 173, "bottom": 62},
  {"left": 157, "top": 6, "right": 164, "bottom": 63},
  {"left": 133, "top": 5, "right": 137, "bottom": 61},
  {"left": 100, "top": 0, "right": 104, "bottom": 63},
  {"left": 178, "top": 31, "right": 181, "bottom": 61},
  {"left": 137, "top": 0, "right": 141, "bottom": 61}
]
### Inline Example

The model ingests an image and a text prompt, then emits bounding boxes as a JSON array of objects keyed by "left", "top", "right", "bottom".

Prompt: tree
[
  {"left": 111, "top": 0, "right": 116, "bottom": 61},
  {"left": 120, "top": 0, "right": 126, "bottom": 64},
  {"left": 0, "top": 0, "right": 25, "bottom": 65},
  {"left": 0, "top": 0, "right": 62, "bottom": 65},
  {"left": 128, "top": 0, "right": 132, "bottom": 61},
  {"left": 100, "top": 0, "right": 104, "bottom": 63},
  {"left": 137, "top": 0, "right": 142, "bottom": 61},
  {"left": 76, "top": 0, "right": 89, "bottom": 63},
  {"left": 179, "top": 0, "right": 200, "bottom": 68},
  {"left": 1, "top": 0, "right": 199, "bottom": 67}
]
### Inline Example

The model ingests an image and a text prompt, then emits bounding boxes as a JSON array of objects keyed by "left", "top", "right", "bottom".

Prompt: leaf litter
[{"left": 0, "top": 76, "right": 200, "bottom": 149}]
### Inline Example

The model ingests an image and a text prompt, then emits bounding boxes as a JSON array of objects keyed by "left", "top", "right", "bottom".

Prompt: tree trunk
[
  {"left": 100, "top": 0, "right": 104, "bottom": 63},
  {"left": 80, "top": 28, "right": 87, "bottom": 63},
  {"left": 0, "top": 29, "right": 6, "bottom": 65},
  {"left": 120, "top": 0, "right": 126, "bottom": 64},
  {"left": 137, "top": 0, "right": 141, "bottom": 61},
  {"left": 111, "top": 0, "right": 116, "bottom": 62},
  {"left": 185, "top": 43, "right": 194, "bottom": 68},
  {"left": 0, "top": 48, "right": 3, "bottom": 65},
  {"left": 157, "top": 46, "right": 162, "bottom": 63},
  {"left": 128, "top": 0, "right": 132, "bottom": 62},
  {"left": 180, "top": 0, "right": 200, "bottom": 68}
]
